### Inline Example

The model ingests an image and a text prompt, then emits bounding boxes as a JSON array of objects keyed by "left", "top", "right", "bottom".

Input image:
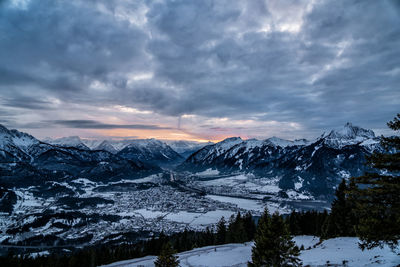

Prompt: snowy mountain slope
[
  {"left": 45, "top": 136, "right": 90, "bottom": 150},
  {"left": 81, "top": 139, "right": 212, "bottom": 159},
  {"left": 164, "top": 140, "right": 213, "bottom": 159},
  {"left": 0, "top": 124, "right": 160, "bottom": 185},
  {"left": 80, "top": 139, "right": 104, "bottom": 150},
  {"left": 0, "top": 124, "right": 40, "bottom": 162},
  {"left": 117, "top": 139, "right": 183, "bottom": 167},
  {"left": 178, "top": 123, "right": 384, "bottom": 197},
  {"left": 266, "top": 137, "right": 311, "bottom": 148},
  {"left": 82, "top": 138, "right": 186, "bottom": 164},
  {"left": 321, "top": 122, "right": 378, "bottom": 149},
  {"left": 102, "top": 236, "right": 400, "bottom": 267},
  {"left": 81, "top": 139, "right": 131, "bottom": 151},
  {"left": 183, "top": 137, "right": 244, "bottom": 167},
  {"left": 94, "top": 140, "right": 118, "bottom": 154}
]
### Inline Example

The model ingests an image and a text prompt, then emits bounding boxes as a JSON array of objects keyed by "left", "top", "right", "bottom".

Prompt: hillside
[{"left": 102, "top": 236, "right": 399, "bottom": 267}]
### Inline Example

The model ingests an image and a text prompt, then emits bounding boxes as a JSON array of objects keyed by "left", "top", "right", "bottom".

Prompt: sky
[{"left": 0, "top": 0, "right": 399, "bottom": 142}]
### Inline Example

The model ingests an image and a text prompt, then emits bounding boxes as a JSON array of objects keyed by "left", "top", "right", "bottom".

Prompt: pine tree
[
  {"left": 347, "top": 113, "right": 400, "bottom": 250},
  {"left": 227, "top": 212, "right": 248, "bottom": 243},
  {"left": 216, "top": 216, "right": 227, "bottom": 244},
  {"left": 322, "top": 179, "right": 355, "bottom": 238},
  {"left": 243, "top": 211, "right": 257, "bottom": 240},
  {"left": 287, "top": 211, "right": 301, "bottom": 235},
  {"left": 154, "top": 242, "right": 180, "bottom": 267},
  {"left": 204, "top": 226, "right": 215, "bottom": 246},
  {"left": 248, "top": 208, "right": 301, "bottom": 267}
]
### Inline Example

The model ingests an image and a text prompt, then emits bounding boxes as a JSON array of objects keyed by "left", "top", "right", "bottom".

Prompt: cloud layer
[{"left": 0, "top": 0, "right": 399, "bottom": 140}]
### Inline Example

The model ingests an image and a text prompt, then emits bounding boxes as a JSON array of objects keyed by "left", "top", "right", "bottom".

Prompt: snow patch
[
  {"left": 195, "top": 168, "right": 220, "bottom": 176},
  {"left": 102, "top": 236, "right": 400, "bottom": 267}
]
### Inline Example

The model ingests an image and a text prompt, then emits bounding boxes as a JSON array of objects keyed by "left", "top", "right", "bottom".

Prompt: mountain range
[
  {"left": 178, "top": 123, "right": 382, "bottom": 197},
  {"left": 0, "top": 125, "right": 159, "bottom": 187},
  {"left": 44, "top": 137, "right": 209, "bottom": 167},
  {"left": 0, "top": 122, "right": 388, "bottom": 249},
  {"left": 0, "top": 123, "right": 385, "bottom": 197}
]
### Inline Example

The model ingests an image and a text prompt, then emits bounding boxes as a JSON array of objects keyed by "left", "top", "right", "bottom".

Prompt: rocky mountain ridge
[
  {"left": 0, "top": 125, "right": 159, "bottom": 187},
  {"left": 179, "top": 123, "right": 383, "bottom": 197}
]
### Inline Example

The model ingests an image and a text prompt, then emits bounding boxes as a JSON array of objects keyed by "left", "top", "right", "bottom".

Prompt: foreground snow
[{"left": 101, "top": 236, "right": 399, "bottom": 267}]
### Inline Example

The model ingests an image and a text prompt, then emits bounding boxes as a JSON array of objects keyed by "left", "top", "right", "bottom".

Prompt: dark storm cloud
[
  {"left": 1, "top": 96, "right": 55, "bottom": 110},
  {"left": 300, "top": 0, "right": 400, "bottom": 128},
  {"left": 0, "top": 0, "right": 148, "bottom": 100},
  {"left": 50, "top": 120, "right": 171, "bottom": 130},
  {"left": 0, "top": 0, "right": 399, "bottom": 137},
  {"left": 143, "top": 0, "right": 400, "bottom": 128}
]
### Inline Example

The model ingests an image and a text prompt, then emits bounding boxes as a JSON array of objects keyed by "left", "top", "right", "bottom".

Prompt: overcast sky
[{"left": 0, "top": 0, "right": 399, "bottom": 141}]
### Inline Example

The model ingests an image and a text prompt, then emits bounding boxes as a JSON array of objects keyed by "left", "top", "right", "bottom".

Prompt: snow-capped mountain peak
[
  {"left": 0, "top": 124, "right": 39, "bottom": 149},
  {"left": 265, "top": 137, "right": 310, "bottom": 148},
  {"left": 129, "top": 138, "right": 165, "bottom": 148},
  {"left": 217, "top": 137, "right": 243, "bottom": 148},
  {"left": 46, "top": 136, "right": 90, "bottom": 150},
  {"left": 94, "top": 140, "right": 118, "bottom": 154},
  {"left": 117, "top": 139, "right": 183, "bottom": 166},
  {"left": 328, "top": 122, "right": 375, "bottom": 139},
  {"left": 213, "top": 137, "right": 243, "bottom": 155},
  {"left": 322, "top": 123, "right": 376, "bottom": 148}
]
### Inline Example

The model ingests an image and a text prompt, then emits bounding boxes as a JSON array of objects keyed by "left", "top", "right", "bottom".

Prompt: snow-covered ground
[
  {"left": 101, "top": 236, "right": 400, "bottom": 267},
  {"left": 206, "top": 194, "right": 287, "bottom": 214},
  {"left": 195, "top": 168, "right": 220, "bottom": 176}
]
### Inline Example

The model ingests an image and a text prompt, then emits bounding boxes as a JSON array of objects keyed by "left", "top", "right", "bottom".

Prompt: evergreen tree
[
  {"left": 227, "top": 212, "right": 247, "bottom": 243},
  {"left": 249, "top": 209, "right": 301, "bottom": 267},
  {"left": 347, "top": 114, "right": 400, "bottom": 250},
  {"left": 322, "top": 179, "right": 355, "bottom": 238},
  {"left": 243, "top": 211, "right": 257, "bottom": 240},
  {"left": 154, "top": 242, "right": 180, "bottom": 267},
  {"left": 204, "top": 226, "right": 215, "bottom": 245},
  {"left": 315, "top": 210, "right": 329, "bottom": 236},
  {"left": 180, "top": 228, "right": 191, "bottom": 251},
  {"left": 287, "top": 211, "right": 301, "bottom": 235},
  {"left": 216, "top": 217, "right": 227, "bottom": 244}
]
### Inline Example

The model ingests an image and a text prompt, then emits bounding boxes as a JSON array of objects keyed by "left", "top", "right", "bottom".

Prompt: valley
[
  {"left": 0, "top": 172, "right": 295, "bottom": 253},
  {"left": 0, "top": 122, "right": 388, "bottom": 257}
]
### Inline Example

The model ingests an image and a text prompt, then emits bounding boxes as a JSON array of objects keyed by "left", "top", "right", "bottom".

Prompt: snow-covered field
[
  {"left": 206, "top": 194, "right": 286, "bottom": 214},
  {"left": 102, "top": 236, "right": 400, "bottom": 267},
  {"left": 165, "top": 210, "right": 237, "bottom": 226},
  {"left": 199, "top": 174, "right": 281, "bottom": 195}
]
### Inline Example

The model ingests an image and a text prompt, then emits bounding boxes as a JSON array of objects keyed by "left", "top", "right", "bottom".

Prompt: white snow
[
  {"left": 199, "top": 174, "right": 281, "bottom": 195},
  {"left": 102, "top": 236, "right": 400, "bottom": 267},
  {"left": 133, "top": 209, "right": 166, "bottom": 219},
  {"left": 47, "top": 136, "right": 85, "bottom": 147},
  {"left": 29, "top": 250, "right": 50, "bottom": 258},
  {"left": 294, "top": 177, "right": 304, "bottom": 190},
  {"left": 200, "top": 137, "right": 243, "bottom": 159},
  {"left": 360, "top": 138, "right": 380, "bottom": 146},
  {"left": 297, "top": 237, "right": 400, "bottom": 267},
  {"left": 286, "top": 190, "right": 312, "bottom": 200},
  {"left": 322, "top": 123, "right": 377, "bottom": 149},
  {"left": 165, "top": 210, "right": 237, "bottom": 226},
  {"left": 195, "top": 168, "right": 220, "bottom": 176},
  {"left": 266, "top": 137, "right": 310, "bottom": 148},
  {"left": 12, "top": 135, "right": 38, "bottom": 148},
  {"left": 206, "top": 195, "right": 286, "bottom": 213},
  {"left": 118, "top": 174, "right": 160, "bottom": 184},
  {"left": 71, "top": 178, "right": 96, "bottom": 185},
  {"left": 338, "top": 170, "right": 351, "bottom": 179}
]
